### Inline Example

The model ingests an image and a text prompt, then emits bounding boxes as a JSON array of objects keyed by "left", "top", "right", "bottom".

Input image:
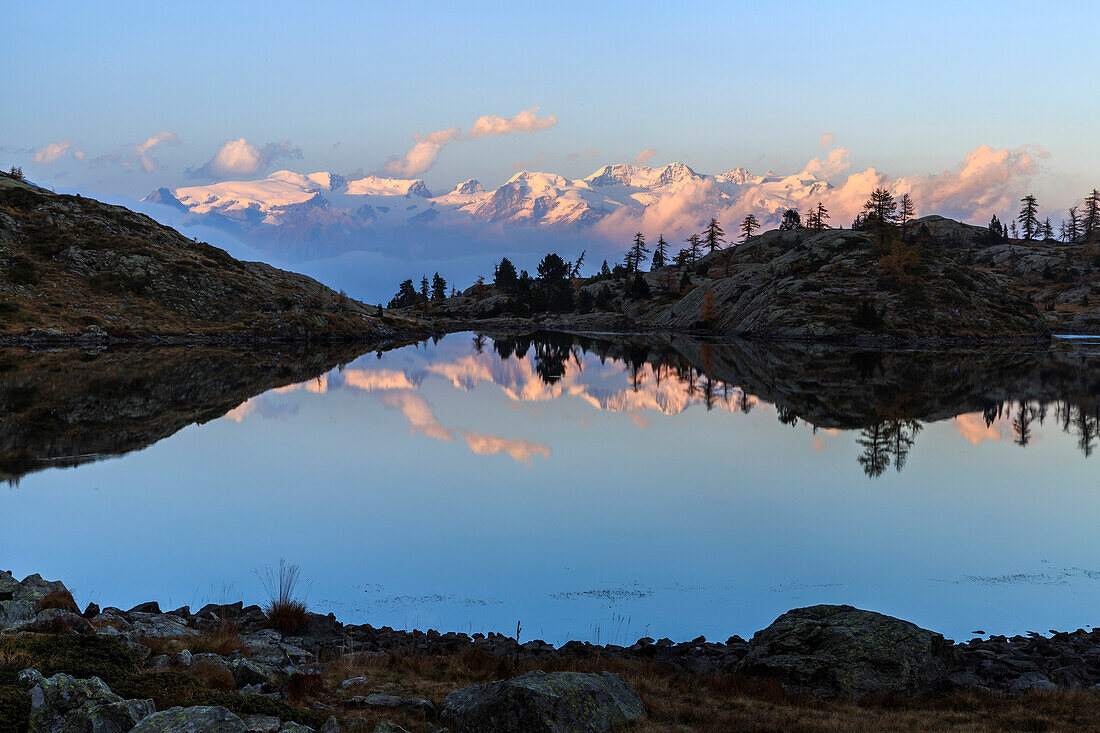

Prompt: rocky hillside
[
  {"left": 0, "top": 173, "right": 422, "bottom": 343},
  {"left": 419, "top": 219, "right": 1059, "bottom": 344}
]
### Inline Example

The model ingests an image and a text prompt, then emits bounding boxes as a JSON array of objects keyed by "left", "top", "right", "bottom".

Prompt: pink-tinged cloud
[
  {"left": 32, "top": 140, "right": 70, "bottom": 164},
  {"left": 377, "top": 390, "right": 454, "bottom": 442},
  {"left": 954, "top": 413, "right": 1009, "bottom": 445},
  {"left": 633, "top": 148, "right": 657, "bottom": 165},
  {"left": 135, "top": 131, "right": 179, "bottom": 173},
  {"left": 818, "top": 131, "right": 836, "bottom": 147},
  {"left": 802, "top": 147, "right": 850, "bottom": 179},
  {"left": 382, "top": 127, "right": 462, "bottom": 177},
  {"left": 343, "top": 368, "right": 419, "bottom": 392},
  {"left": 188, "top": 137, "right": 301, "bottom": 179},
  {"left": 465, "top": 105, "right": 557, "bottom": 139},
  {"left": 460, "top": 431, "right": 551, "bottom": 466}
]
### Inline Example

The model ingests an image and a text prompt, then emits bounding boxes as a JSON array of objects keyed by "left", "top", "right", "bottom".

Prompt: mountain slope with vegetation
[{"left": 0, "top": 172, "right": 422, "bottom": 342}]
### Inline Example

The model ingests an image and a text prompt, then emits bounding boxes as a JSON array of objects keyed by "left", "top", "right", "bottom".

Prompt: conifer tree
[
  {"left": 651, "top": 235, "right": 668, "bottom": 268},
  {"left": 419, "top": 275, "right": 430, "bottom": 300},
  {"left": 988, "top": 215, "right": 1005, "bottom": 242},
  {"left": 1067, "top": 206, "right": 1080, "bottom": 243},
  {"left": 702, "top": 218, "right": 725, "bottom": 253},
  {"left": 494, "top": 257, "right": 518, "bottom": 292},
  {"left": 740, "top": 214, "right": 760, "bottom": 242},
  {"left": 599, "top": 260, "right": 612, "bottom": 278},
  {"left": 1041, "top": 217, "right": 1054, "bottom": 241},
  {"left": 898, "top": 193, "right": 915, "bottom": 235},
  {"left": 627, "top": 232, "right": 650, "bottom": 273},
  {"left": 806, "top": 202, "right": 829, "bottom": 231},
  {"left": 1084, "top": 190, "right": 1100, "bottom": 243},
  {"left": 684, "top": 233, "right": 702, "bottom": 264},
  {"left": 779, "top": 209, "right": 801, "bottom": 230},
  {"left": 431, "top": 272, "right": 447, "bottom": 300},
  {"left": 862, "top": 188, "right": 897, "bottom": 226},
  {"left": 1010, "top": 220, "right": 1019, "bottom": 239},
  {"left": 1017, "top": 194, "right": 1039, "bottom": 241}
]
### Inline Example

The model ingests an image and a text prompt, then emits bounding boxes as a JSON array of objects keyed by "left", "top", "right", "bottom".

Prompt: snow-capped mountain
[{"left": 144, "top": 162, "right": 834, "bottom": 259}]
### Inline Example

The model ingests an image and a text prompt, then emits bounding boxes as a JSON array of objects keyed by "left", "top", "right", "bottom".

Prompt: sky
[{"left": 5, "top": 0, "right": 1098, "bottom": 206}]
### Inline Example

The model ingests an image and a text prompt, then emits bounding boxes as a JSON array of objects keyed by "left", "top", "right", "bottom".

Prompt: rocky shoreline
[{"left": 4, "top": 571, "right": 1100, "bottom": 731}]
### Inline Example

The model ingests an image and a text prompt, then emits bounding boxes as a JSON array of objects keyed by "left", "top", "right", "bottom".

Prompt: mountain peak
[{"left": 451, "top": 178, "right": 484, "bottom": 195}]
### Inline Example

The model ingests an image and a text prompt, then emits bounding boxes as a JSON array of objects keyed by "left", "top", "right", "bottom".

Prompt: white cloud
[
  {"left": 382, "top": 127, "right": 462, "bottom": 177},
  {"left": 32, "top": 140, "right": 70, "bottom": 164},
  {"left": 135, "top": 131, "right": 179, "bottom": 172},
  {"left": 632, "top": 148, "right": 657, "bottom": 166},
  {"left": 465, "top": 105, "right": 557, "bottom": 139},
  {"left": 73, "top": 150, "right": 85, "bottom": 161},
  {"left": 188, "top": 137, "right": 302, "bottom": 179},
  {"left": 801, "top": 147, "right": 850, "bottom": 179},
  {"left": 382, "top": 106, "right": 557, "bottom": 177}
]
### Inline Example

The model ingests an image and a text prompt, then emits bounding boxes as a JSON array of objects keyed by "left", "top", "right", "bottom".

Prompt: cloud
[
  {"left": 134, "top": 131, "right": 179, "bottom": 172},
  {"left": 90, "top": 131, "right": 179, "bottom": 172},
  {"left": 460, "top": 431, "right": 551, "bottom": 466},
  {"left": 465, "top": 105, "right": 557, "bottom": 139},
  {"left": 511, "top": 152, "right": 551, "bottom": 171},
  {"left": 188, "top": 137, "right": 302, "bottom": 179},
  {"left": 565, "top": 148, "right": 601, "bottom": 162},
  {"left": 378, "top": 390, "right": 454, "bottom": 442},
  {"left": 32, "top": 141, "right": 71, "bottom": 164},
  {"left": 801, "top": 147, "right": 850, "bottom": 179},
  {"left": 819, "top": 132, "right": 836, "bottom": 147},
  {"left": 382, "top": 127, "right": 462, "bottom": 177},
  {"left": 382, "top": 106, "right": 557, "bottom": 177},
  {"left": 73, "top": 150, "right": 85, "bottom": 161},
  {"left": 632, "top": 148, "right": 657, "bottom": 166}
]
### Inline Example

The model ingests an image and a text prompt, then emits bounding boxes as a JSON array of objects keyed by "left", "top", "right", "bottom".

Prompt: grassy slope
[{"left": 0, "top": 174, "right": 421, "bottom": 340}]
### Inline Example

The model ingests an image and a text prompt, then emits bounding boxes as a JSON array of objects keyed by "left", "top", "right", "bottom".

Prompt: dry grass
[
  {"left": 257, "top": 560, "right": 310, "bottom": 637},
  {"left": 189, "top": 658, "right": 235, "bottom": 692},
  {"left": 300, "top": 650, "right": 1100, "bottom": 733},
  {"left": 35, "top": 590, "right": 79, "bottom": 614},
  {"left": 139, "top": 622, "right": 246, "bottom": 658}
]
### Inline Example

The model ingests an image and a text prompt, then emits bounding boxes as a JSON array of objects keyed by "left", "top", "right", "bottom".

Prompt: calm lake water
[{"left": 2, "top": 332, "right": 1098, "bottom": 645}]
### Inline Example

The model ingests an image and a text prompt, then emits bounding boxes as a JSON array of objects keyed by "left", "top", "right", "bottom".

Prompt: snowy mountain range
[{"left": 143, "top": 163, "right": 834, "bottom": 260}]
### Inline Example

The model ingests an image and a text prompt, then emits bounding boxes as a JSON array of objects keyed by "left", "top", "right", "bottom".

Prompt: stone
[
  {"left": 13, "top": 573, "right": 70, "bottom": 607},
  {"left": 191, "top": 652, "right": 234, "bottom": 680},
  {"left": 279, "top": 723, "right": 315, "bottom": 732},
  {"left": 343, "top": 693, "right": 434, "bottom": 715},
  {"left": 736, "top": 604, "right": 955, "bottom": 697},
  {"left": 319, "top": 717, "right": 340, "bottom": 733},
  {"left": 339, "top": 676, "right": 368, "bottom": 690},
  {"left": 12, "top": 608, "right": 94, "bottom": 634},
  {"left": 0, "top": 599, "right": 37, "bottom": 629},
  {"left": 176, "top": 649, "right": 194, "bottom": 667},
  {"left": 244, "top": 713, "right": 283, "bottom": 732},
  {"left": 130, "top": 706, "right": 250, "bottom": 732},
  {"left": 373, "top": 724, "right": 411, "bottom": 733},
  {"left": 1009, "top": 672, "right": 1057, "bottom": 694},
  {"left": 128, "top": 601, "right": 162, "bottom": 614},
  {"left": 128, "top": 610, "right": 196, "bottom": 638},
  {"left": 231, "top": 657, "right": 282, "bottom": 689},
  {"left": 22, "top": 670, "right": 154, "bottom": 732},
  {"left": 124, "top": 639, "right": 153, "bottom": 662},
  {"left": 0, "top": 569, "right": 17, "bottom": 598},
  {"left": 440, "top": 670, "right": 646, "bottom": 732}
]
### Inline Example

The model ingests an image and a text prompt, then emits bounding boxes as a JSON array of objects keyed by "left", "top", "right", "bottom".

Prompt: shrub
[
  {"left": 257, "top": 560, "right": 310, "bottom": 637},
  {"left": 285, "top": 672, "right": 323, "bottom": 703}
]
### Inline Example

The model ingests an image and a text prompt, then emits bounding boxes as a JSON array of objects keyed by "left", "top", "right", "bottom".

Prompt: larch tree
[
  {"left": 419, "top": 275, "right": 430, "bottom": 300},
  {"left": 431, "top": 272, "right": 447, "bottom": 300},
  {"left": 1041, "top": 217, "right": 1054, "bottom": 241},
  {"left": 779, "top": 209, "right": 801, "bottom": 230},
  {"left": 1083, "top": 190, "right": 1100, "bottom": 243},
  {"left": 684, "top": 233, "right": 703, "bottom": 264},
  {"left": 1066, "top": 206, "right": 1080, "bottom": 243},
  {"left": 898, "top": 193, "right": 915, "bottom": 235},
  {"left": 806, "top": 202, "right": 830, "bottom": 231},
  {"left": 1017, "top": 194, "right": 1039, "bottom": 241},
  {"left": 862, "top": 188, "right": 898, "bottom": 227},
  {"left": 702, "top": 217, "right": 725, "bottom": 253},
  {"left": 740, "top": 214, "right": 760, "bottom": 242},
  {"left": 651, "top": 235, "right": 668, "bottom": 268},
  {"left": 626, "top": 232, "right": 649, "bottom": 273}
]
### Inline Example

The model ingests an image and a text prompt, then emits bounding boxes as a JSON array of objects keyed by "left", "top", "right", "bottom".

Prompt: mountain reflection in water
[{"left": 1, "top": 332, "right": 1097, "bottom": 483}]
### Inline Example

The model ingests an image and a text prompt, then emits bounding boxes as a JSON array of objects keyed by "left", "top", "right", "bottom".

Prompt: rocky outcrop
[
  {"left": 0, "top": 174, "right": 424, "bottom": 343},
  {"left": 736, "top": 605, "right": 955, "bottom": 697},
  {"left": 129, "top": 706, "right": 251, "bottom": 732},
  {"left": 440, "top": 670, "right": 645, "bottom": 732},
  {"left": 19, "top": 669, "right": 154, "bottom": 732}
]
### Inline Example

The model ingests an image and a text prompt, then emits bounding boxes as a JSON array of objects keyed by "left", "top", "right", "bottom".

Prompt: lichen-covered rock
[
  {"left": 11, "top": 608, "right": 94, "bottom": 634},
  {"left": 372, "top": 723, "right": 411, "bottom": 733},
  {"left": 12, "top": 573, "right": 71, "bottom": 607},
  {"left": 343, "top": 693, "right": 434, "bottom": 714},
  {"left": 230, "top": 657, "right": 282, "bottom": 689},
  {"left": 0, "top": 569, "right": 17, "bottom": 597},
  {"left": 736, "top": 604, "right": 955, "bottom": 697},
  {"left": 243, "top": 713, "right": 282, "bottom": 732},
  {"left": 130, "top": 705, "right": 250, "bottom": 732},
  {"left": 0, "top": 599, "right": 36, "bottom": 629},
  {"left": 21, "top": 669, "right": 154, "bottom": 732},
  {"left": 440, "top": 670, "right": 646, "bottom": 732}
]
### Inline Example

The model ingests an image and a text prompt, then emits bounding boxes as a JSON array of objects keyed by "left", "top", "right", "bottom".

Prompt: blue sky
[{"left": 5, "top": 0, "right": 1098, "bottom": 205}]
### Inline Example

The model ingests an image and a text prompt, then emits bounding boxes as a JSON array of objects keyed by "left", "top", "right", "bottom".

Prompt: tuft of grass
[
  {"left": 256, "top": 560, "right": 310, "bottom": 637},
  {"left": 36, "top": 589, "right": 80, "bottom": 614},
  {"left": 140, "top": 622, "right": 245, "bottom": 658}
]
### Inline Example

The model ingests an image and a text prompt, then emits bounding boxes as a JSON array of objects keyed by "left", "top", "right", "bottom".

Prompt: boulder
[
  {"left": 373, "top": 724, "right": 411, "bottom": 733},
  {"left": 20, "top": 669, "right": 154, "bottom": 732},
  {"left": 13, "top": 573, "right": 70, "bottom": 607},
  {"left": 130, "top": 706, "right": 250, "bottom": 732},
  {"left": 343, "top": 693, "right": 434, "bottom": 714},
  {"left": 0, "top": 569, "right": 17, "bottom": 598},
  {"left": 128, "top": 611, "right": 196, "bottom": 638},
  {"left": 231, "top": 657, "right": 282, "bottom": 688},
  {"left": 736, "top": 605, "right": 955, "bottom": 697},
  {"left": 440, "top": 670, "right": 646, "bottom": 732},
  {"left": 243, "top": 713, "right": 282, "bottom": 732},
  {"left": 1009, "top": 672, "right": 1057, "bottom": 694},
  {"left": 0, "top": 599, "right": 36, "bottom": 629},
  {"left": 11, "top": 608, "right": 94, "bottom": 634}
]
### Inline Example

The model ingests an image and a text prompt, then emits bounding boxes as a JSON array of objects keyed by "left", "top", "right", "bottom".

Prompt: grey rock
[
  {"left": 0, "top": 569, "right": 17, "bottom": 598},
  {"left": 344, "top": 693, "right": 434, "bottom": 714},
  {"left": 319, "top": 716, "right": 340, "bottom": 733},
  {"left": 1009, "top": 672, "right": 1057, "bottom": 694},
  {"left": 373, "top": 724, "right": 411, "bottom": 733},
  {"left": 244, "top": 713, "right": 282, "bottom": 732},
  {"left": 339, "top": 676, "right": 368, "bottom": 690},
  {"left": 279, "top": 723, "right": 315, "bottom": 732},
  {"left": 191, "top": 652, "right": 233, "bottom": 680},
  {"left": 91, "top": 612, "right": 132, "bottom": 632},
  {"left": 130, "top": 706, "right": 250, "bottom": 732},
  {"left": 23, "top": 670, "right": 154, "bottom": 732},
  {"left": 13, "top": 573, "right": 70, "bottom": 606},
  {"left": 124, "top": 639, "right": 153, "bottom": 662},
  {"left": 176, "top": 649, "right": 194, "bottom": 667},
  {"left": 0, "top": 599, "right": 37, "bottom": 629},
  {"left": 11, "top": 608, "right": 93, "bottom": 634},
  {"left": 440, "top": 670, "right": 645, "bottom": 733},
  {"left": 128, "top": 610, "right": 196, "bottom": 638},
  {"left": 736, "top": 604, "right": 955, "bottom": 697},
  {"left": 231, "top": 657, "right": 282, "bottom": 688}
]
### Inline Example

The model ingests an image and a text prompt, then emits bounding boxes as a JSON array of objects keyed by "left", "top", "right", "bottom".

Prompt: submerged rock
[
  {"left": 736, "top": 604, "right": 954, "bottom": 697},
  {"left": 440, "top": 670, "right": 645, "bottom": 732}
]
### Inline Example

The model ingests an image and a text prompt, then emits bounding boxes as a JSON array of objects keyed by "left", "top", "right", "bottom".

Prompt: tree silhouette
[
  {"left": 806, "top": 202, "right": 830, "bottom": 231},
  {"left": 1084, "top": 190, "right": 1100, "bottom": 243},
  {"left": 652, "top": 235, "right": 668, "bottom": 268},
  {"left": 419, "top": 275, "right": 430, "bottom": 300},
  {"left": 857, "top": 422, "right": 892, "bottom": 478},
  {"left": 388, "top": 279, "right": 420, "bottom": 308},
  {"left": 684, "top": 233, "right": 703, "bottom": 265},
  {"left": 862, "top": 188, "right": 897, "bottom": 227},
  {"left": 898, "top": 193, "right": 915, "bottom": 237},
  {"left": 431, "top": 272, "right": 447, "bottom": 300},
  {"left": 1066, "top": 206, "right": 1080, "bottom": 243},
  {"left": 702, "top": 218, "right": 725, "bottom": 253},
  {"left": 886, "top": 419, "right": 922, "bottom": 472},
  {"left": 626, "top": 232, "right": 650, "bottom": 273},
  {"left": 1017, "top": 194, "right": 1039, "bottom": 241},
  {"left": 494, "top": 257, "right": 518, "bottom": 293},
  {"left": 779, "top": 209, "right": 802, "bottom": 230},
  {"left": 740, "top": 214, "right": 760, "bottom": 242}
]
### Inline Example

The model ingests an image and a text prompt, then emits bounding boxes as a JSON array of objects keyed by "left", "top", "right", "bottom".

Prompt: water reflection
[{"left": 1, "top": 333, "right": 1097, "bottom": 483}]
